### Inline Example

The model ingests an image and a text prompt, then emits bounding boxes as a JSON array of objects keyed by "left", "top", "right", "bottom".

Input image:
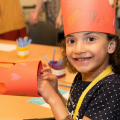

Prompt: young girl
[{"left": 37, "top": 0, "right": 120, "bottom": 120}]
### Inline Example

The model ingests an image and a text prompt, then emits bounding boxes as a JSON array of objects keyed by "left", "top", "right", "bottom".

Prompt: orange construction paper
[
  {"left": 61, "top": 0, "right": 117, "bottom": 36},
  {"left": 105, "top": 15, "right": 110, "bottom": 24},
  {"left": 0, "top": 61, "right": 43, "bottom": 97},
  {"left": 90, "top": 11, "right": 97, "bottom": 22},
  {"left": 0, "top": 83, "right": 6, "bottom": 94},
  {"left": 68, "top": 9, "right": 81, "bottom": 27}
]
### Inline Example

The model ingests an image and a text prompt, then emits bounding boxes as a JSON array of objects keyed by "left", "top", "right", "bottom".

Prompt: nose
[{"left": 74, "top": 41, "right": 86, "bottom": 54}]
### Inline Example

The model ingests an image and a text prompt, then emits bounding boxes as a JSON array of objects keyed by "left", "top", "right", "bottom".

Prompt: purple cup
[{"left": 49, "top": 61, "right": 66, "bottom": 78}]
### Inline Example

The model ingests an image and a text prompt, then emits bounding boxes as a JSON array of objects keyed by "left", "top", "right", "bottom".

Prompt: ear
[{"left": 108, "top": 39, "right": 116, "bottom": 54}]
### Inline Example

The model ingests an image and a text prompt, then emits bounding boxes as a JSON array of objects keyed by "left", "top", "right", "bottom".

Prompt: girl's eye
[
  {"left": 87, "top": 37, "right": 95, "bottom": 42},
  {"left": 67, "top": 39, "right": 75, "bottom": 44},
  {"left": 70, "top": 39, "right": 75, "bottom": 43}
]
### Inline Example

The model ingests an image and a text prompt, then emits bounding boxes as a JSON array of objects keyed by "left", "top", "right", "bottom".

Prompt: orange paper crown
[{"left": 61, "top": 0, "right": 117, "bottom": 36}]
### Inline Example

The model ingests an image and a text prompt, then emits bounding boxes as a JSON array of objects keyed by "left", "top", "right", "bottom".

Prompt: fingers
[
  {"left": 37, "top": 80, "right": 49, "bottom": 97},
  {"left": 55, "top": 18, "right": 63, "bottom": 29},
  {"left": 37, "top": 80, "right": 58, "bottom": 104},
  {"left": 30, "top": 15, "right": 38, "bottom": 25},
  {"left": 38, "top": 72, "right": 57, "bottom": 81},
  {"left": 42, "top": 63, "right": 47, "bottom": 67},
  {"left": 41, "top": 63, "right": 52, "bottom": 73},
  {"left": 37, "top": 80, "right": 55, "bottom": 94},
  {"left": 38, "top": 72, "right": 50, "bottom": 80},
  {"left": 30, "top": 20, "right": 38, "bottom": 25},
  {"left": 41, "top": 67, "right": 52, "bottom": 73},
  {"left": 55, "top": 19, "right": 60, "bottom": 29},
  {"left": 38, "top": 63, "right": 57, "bottom": 83},
  {"left": 55, "top": 23, "right": 60, "bottom": 29},
  {"left": 55, "top": 23, "right": 59, "bottom": 29}
]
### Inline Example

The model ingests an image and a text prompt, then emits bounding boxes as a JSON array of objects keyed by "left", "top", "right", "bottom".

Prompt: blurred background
[
  {"left": 1, "top": 0, "right": 120, "bottom": 46},
  {"left": 20, "top": 0, "right": 64, "bottom": 46},
  {"left": 116, "top": 0, "right": 120, "bottom": 36}
]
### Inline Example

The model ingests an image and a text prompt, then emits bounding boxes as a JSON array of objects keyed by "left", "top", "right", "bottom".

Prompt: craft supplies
[
  {"left": 43, "top": 49, "right": 66, "bottom": 78},
  {"left": 43, "top": 54, "right": 50, "bottom": 63},
  {"left": 52, "top": 49, "right": 56, "bottom": 65},
  {"left": 49, "top": 61, "right": 66, "bottom": 78},
  {"left": 16, "top": 37, "right": 32, "bottom": 58}
]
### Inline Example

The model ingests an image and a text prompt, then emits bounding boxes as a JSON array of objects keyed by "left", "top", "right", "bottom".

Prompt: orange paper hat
[
  {"left": 61, "top": 0, "right": 117, "bottom": 36},
  {"left": 0, "top": 61, "right": 43, "bottom": 97}
]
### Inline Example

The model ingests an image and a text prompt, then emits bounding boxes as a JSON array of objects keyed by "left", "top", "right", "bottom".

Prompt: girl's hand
[
  {"left": 37, "top": 63, "right": 70, "bottom": 119},
  {"left": 37, "top": 79, "right": 58, "bottom": 104},
  {"left": 37, "top": 63, "right": 59, "bottom": 94},
  {"left": 37, "top": 80, "right": 69, "bottom": 120}
]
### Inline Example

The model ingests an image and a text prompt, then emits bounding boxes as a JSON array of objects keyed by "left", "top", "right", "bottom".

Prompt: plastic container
[
  {"left": 17, "top": 46, "right": 29, "bottom": 58},
  {"left": 49, "top": 61, "right": 66, "bottom": 78}
]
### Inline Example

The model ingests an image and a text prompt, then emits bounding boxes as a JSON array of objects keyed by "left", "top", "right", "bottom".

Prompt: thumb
[{"left": 43, "top": 63, "right": 47, "bottom": 67}]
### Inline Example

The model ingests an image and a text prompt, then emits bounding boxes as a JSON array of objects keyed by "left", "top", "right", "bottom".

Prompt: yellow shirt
[{"left": 0, "top": 0, "right": 26, "bottom": 34}]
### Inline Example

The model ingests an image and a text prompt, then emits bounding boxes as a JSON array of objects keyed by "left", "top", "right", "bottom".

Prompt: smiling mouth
[{"left": 75, "top": 57, "right": 92, "bottom": 62}]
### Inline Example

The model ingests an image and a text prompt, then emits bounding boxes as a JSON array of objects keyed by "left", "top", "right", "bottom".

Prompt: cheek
[
  {"left": 66, "top": 47, "right": 73, "bottom": 59},
  {"left": 66, "top": 48, "right": 70, "bottom": 58},
  {"left": 90, "top": 43, "right": 108, "bottom": 53},
  {"left": 90, "top": 45, "right": 108, "bottom": 60}
]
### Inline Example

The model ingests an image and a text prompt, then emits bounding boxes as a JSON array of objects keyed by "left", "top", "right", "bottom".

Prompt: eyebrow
[
  {"left": 65, "top": 34, "right": 74, "bottom": 38},
  {"left": 84, "top": 32, "right": 99, "bottom": 35},
  {"left": 65, "top": 32, "right": 99, "bottom": 38}
]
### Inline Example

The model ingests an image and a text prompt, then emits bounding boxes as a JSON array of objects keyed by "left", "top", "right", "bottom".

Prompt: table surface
[{"left": 0, "top": 40, "right": 76, "bottom": 120}]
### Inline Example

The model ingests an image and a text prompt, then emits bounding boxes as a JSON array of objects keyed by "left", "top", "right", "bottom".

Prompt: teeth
[{"left": 77, "top": 58, "right": 89, "bottom": 61}]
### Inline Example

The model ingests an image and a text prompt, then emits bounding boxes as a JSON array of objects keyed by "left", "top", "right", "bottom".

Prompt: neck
[
  {"left": 81, "top": 72, "right": 100, "bottom": 82},
  {"left": 81, "top": 65, "right": 114, "bottom": 82}
]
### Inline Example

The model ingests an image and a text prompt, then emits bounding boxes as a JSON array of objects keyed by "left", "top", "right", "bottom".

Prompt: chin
[{"left": 75, "top": 68, "right": 89, "bottom": 73}]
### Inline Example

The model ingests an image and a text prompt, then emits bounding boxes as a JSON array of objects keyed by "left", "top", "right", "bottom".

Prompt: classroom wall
[
  {"left": 19, "top": 0, "right": 37, "bottom": 6},
  {"left": 19, "top": 0, "right": 60, "bottom": 9}
]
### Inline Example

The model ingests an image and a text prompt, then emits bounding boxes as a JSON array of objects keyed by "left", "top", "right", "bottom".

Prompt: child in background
[
  {"left": 37, "top": 0, "right": 120, "bottom": 120},
  {"left": 30, "top": 0, "right": 63, "bottom": 29},
  {"left": 0, "top": 0, "right": 27, "bottom": 41}
]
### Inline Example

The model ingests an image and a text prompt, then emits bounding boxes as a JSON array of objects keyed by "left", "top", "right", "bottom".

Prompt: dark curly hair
[{"left": 58, "top": 33, "right": 120, "bottom": 75}]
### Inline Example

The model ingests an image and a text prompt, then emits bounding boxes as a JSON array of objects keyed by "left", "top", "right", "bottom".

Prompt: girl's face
[{"left": 65, "top": 32, "right": 114, "bottom": 73}]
